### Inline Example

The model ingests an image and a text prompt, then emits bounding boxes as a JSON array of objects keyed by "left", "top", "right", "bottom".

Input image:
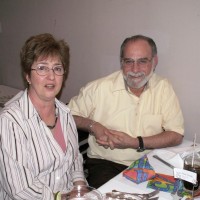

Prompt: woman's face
[{"left": 26, "top": 55, "right": 64, "bottom": 104}]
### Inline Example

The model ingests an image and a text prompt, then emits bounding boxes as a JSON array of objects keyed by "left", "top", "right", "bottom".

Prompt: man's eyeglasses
[
  {"left": 31, "top": 65, "right": 65, "bottom": 76},
  {"left": 121, "top": 57, "right": 153, "bottom": 68}
]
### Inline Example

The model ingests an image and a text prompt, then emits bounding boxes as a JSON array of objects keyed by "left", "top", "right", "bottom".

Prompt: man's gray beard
[{"left": 123, "top": 68, "right": 154, "bottom": 89}]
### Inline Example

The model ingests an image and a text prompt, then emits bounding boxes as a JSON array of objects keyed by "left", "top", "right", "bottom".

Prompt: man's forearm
[{"left": 142, "top": 131, "right": 183, "bottom": 149}]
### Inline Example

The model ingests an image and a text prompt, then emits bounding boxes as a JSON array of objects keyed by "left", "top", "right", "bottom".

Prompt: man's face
[{"left": 121, "top": 40, "right": 157, "bottom": 89}]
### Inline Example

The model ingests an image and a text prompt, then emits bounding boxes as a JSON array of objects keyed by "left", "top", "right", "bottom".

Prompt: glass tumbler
[
  {"left": 183, "top": 151, "right": 200, "bottom": 192},
  {"left": 65, "top": 185, "right": 103, "bottom": 200}
]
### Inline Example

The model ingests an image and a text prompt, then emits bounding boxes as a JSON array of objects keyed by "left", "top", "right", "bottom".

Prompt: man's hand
[
  {"left": 97, "top": 129, "right": 183, "bottom": 150},
  {"left": 74, "top": 116, "right": 183, "bottom": 150},
  {"left": 96, "top": 130, "right": 137, "bottom": 150}
]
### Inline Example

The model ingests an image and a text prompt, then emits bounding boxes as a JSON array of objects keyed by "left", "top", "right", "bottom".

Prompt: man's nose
[{"left": 130, "top": 62, "right": 140, "bottom": 72}]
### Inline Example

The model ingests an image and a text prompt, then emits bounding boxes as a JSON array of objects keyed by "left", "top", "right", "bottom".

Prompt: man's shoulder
[
  {"left": 150, "top": 73, "right": 172, "bottom": 88},
  {"left": 149, "top": 73, "right": 177, "bottom": 97}
]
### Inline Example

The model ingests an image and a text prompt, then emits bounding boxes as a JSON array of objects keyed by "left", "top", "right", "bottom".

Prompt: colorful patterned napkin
[
  {"left": 123, "top": 155, "right": 156, "bottom": 184},
  {"left": 147, "top": 173, "right": 192, "bottom": 198},
  {"left": 147, "top": 173, "right": 179, "bottom": 193},
  {"left": 123, "top": 155, "right": 195, "bottom": 199}
]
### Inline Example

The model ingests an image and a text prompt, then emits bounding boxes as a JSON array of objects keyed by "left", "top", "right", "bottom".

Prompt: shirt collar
[
  {"left": 112, "top": 70, "right": 127, "bottom": 92},
  {"left": 6, "top": 89, "right": 69, "bottom": 120}
]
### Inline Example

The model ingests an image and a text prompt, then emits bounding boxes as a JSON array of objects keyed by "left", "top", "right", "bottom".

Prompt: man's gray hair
[{"left": 120, "top": 35, "right": 157, "bottom": 61}]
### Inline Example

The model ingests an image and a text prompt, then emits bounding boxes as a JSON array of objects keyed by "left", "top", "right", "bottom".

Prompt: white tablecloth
[{"left": 98, "top": 139, "right": 200, "bottom": 200}]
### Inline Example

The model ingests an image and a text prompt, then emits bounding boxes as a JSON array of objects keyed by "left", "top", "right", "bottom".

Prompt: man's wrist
[{"left": 137, "top": 136, "right": 145, "bottom": 152}]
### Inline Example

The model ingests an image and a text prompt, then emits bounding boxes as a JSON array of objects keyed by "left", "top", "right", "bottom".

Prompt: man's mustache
[{"left": 126, "top": 72, "right": 145, "bottom": 78}]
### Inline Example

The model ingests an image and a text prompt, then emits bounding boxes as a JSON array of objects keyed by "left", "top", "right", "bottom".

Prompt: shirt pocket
[{"left": 142, "top": 114, "right": 163, "bottom": 136}]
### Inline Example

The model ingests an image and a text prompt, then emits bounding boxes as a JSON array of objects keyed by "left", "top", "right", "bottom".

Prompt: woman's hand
[
  {"left": 90, "top": 122, "right": 110, "bottom": 148},
  {"left": 97, "top": 130, "right": 137, "bottom": 150}
]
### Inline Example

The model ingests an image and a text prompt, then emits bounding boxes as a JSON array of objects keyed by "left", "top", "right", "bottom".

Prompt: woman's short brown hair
[{"left": 20, "top": 33, "right": 70, "bottom": 81}]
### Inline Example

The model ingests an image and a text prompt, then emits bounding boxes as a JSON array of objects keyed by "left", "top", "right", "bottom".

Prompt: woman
[{"left": 0, "top": 33, "right": 86, "bottom": 200}]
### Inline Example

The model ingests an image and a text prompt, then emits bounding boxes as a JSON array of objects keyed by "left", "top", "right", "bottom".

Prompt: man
[{"left": 68, "top": 35, "right": 184, "bottom": 188}]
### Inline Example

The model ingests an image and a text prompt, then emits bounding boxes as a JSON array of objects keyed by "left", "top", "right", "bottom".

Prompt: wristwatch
[{"left": 137, "top": 136, "right": 145, "bottom": 152}]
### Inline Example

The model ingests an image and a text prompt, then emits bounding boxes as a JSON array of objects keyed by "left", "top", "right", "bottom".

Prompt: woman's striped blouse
[{"left": 0, "top": 90, "right": 85, "bottom": 200}]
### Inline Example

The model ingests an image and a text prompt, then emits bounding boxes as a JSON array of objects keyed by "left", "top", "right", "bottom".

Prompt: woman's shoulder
[
  {"left": 0, "top": 103, "right": 25, "bottom": 126},
  {"left": 0, "top": 91, "right": 27, "bottom": 123}
]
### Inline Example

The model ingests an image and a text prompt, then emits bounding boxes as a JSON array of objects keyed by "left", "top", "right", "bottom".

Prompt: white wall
[{"left": 0, "top": 0, "right": 200, "bottom": 142}]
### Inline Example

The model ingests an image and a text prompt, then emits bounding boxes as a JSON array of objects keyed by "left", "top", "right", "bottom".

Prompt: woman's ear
[{"left": 26, "top": 74, "right": 31, "bottom": 85}]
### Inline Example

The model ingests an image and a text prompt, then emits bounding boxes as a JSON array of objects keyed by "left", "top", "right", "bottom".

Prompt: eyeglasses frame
[{"left": 31, "top": 65, "right": 65, "bottom": 76}]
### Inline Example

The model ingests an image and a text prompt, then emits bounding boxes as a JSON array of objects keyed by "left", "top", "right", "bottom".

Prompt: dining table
[{"left": 98, "top": 139, "right": 200, "bottom": 200}]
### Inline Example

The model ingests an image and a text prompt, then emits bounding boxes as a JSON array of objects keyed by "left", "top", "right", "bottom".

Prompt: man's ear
[
  {"left": 153, "top": 55, "right": 158, "bottom": 71},
  {"left": 154, "top": 55, "right": 158, "bottom": 66}
]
